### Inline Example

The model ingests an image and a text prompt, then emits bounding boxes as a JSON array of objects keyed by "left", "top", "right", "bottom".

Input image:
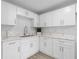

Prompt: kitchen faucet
[{"left": 24, "top": 25, "right": 27, "bottom": 36}]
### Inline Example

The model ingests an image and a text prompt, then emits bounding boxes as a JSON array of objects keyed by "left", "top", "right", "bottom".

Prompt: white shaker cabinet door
[
  {"left": 40, "top": 37, "right": 53, "bottom": 57},
  {"left": 1, "top": 1, "right": 16, "bottom": 25},
  {"left": 40, "top": 4, "right": 76, "bottom": 27},
  {"left": 31, "top": 38, "right": 39, "bottom": 54},
  {"left": 51, "top": 4, "right": 76, "bottom": 26},
  {"left": 20, "top": 40, "right": 30, "bottom": 59},
  {"left": 55, "top": 45, "right": 63, "bottom": 59},
  {"left": 63, "top": 45, "right": 75, "bottom": 59},
  {"left": 2, "top": 41, "right": 20, "bottom": 59},
  {"left": 40, "top": 37, "right": 45, "bottom": 53},
  {"left": 53, "top": 39, "right": 75, "bottom": 59},
  {"left": 33, "top": 14, "right": 40, "bottom": 27},
  {"left": 45, "top": 38, "right": 53, "bottom": 57},
  {"left": 20, "top": 38, "right": 39, "bottom": 59},
  {"left": 40, "top": 15, "right": 46, "bottom": 27},
  {"left": 53, "top": 39, "right": 63, "bottom": 59},
  {"left": 40, "top": 13, "right": 54, "bottom": 27},
  {"left": 62, "top": 4, "right": 76, "bottom": 26}
]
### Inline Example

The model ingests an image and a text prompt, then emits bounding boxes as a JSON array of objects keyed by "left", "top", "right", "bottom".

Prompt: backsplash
[
  {"left": 41, "top": 26, "right": 77, "bottom": 36},
  {"left": 1, "top": 15, "right": 36, "bottom": 40}
]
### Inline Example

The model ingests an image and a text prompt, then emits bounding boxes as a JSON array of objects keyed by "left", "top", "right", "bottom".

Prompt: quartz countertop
[
  {"left": 1, "top": 34, "right": 76, "bottom": 42},
  {"left": 1, "top": 35, "right": 38, "bottom": 42},
  {"left": 41, "top": 34, "right": 76, "bottom": 40}
]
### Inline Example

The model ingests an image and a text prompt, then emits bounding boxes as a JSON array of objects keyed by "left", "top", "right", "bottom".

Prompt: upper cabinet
[
  {"left": 1, "top": 1, "right": 17, "bottom": 25},
  {"left": 40, "top": 4, "right": 76, "bottom": 27},
  {"left": 33, "top": 14, "right": 40, "bottom": 27},
  {"left": 16, "top": 7, "right": 39, "bottom": 27},
  {"left": 1, "top": 1, "right": 76, "bottom": 27},
  {"left": 17, "top": 7, "right": 34, "bottom": 18},
  {"left": 1, "top": 1, "right": 39, "bottom": 27}
]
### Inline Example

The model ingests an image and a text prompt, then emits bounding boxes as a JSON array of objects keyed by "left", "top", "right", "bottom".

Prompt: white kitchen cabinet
[
  {"left": 16, "top": 7, "right": 39, "bottom": 27},
  {"left": 1, "top": 1, "right": 16, "bottom": 25},
  {"left": 20, "top": 39, "right": 30, "bottom": 59},
  {"left": 33, "top": 14, "right": 40, "bottom": 27},
  {"left": 53, "top": 39, "right": 75, "bottom": 59},
  {"left": 40, "top": 12, "right": 54, "bottom": 27},
  {"left": 57, "top": 4, "right": 76, "bottom": 26},
  {"left": 40, "top": 37, "right": 53, "bottom": 57},
  {"left": 17, "top": 7, "right": 29, "bottom": 17},
  {"left": 2, "top": 40, "right": 20, "bottom": 59},
  {"left": 63, "top": 45, "right": 75, "bottom": 59},
  {"left": 17, "top": 7, "right": 35, "bottom": 18},
  {"left": 40, "top": 4, "right": 76, "bottom": 27},
  {"left": 20, "top": 37, "right": 39, "bottom": 59},
  {"left": 30, "top": 37, "right": 39, "bottom": 55},
  {"left": 40, "top": 15, "right": 46, "bottom": 27},
  {"left": 27, "top": 37, "right": 39, "bottom": 57}
]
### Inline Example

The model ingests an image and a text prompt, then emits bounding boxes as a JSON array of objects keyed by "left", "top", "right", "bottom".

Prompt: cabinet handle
[
  {"left": 60, "top": 20, "right": 64, "bottom": 25},
  {"left": 44, "top": 42, "right": 47, "bottom": 47},
  {"left": 59, "top": 46, "right": 62, "bottom": 52},
  {"left": 15, "top": 20, "right": 16, "bottom": 24},
  {"left": 30, "top": 43, "right": 33, "bottom": 47},
  {"left": 62, "top": 47, "right": 64, "bottom": 52},
  {"left": 58, "top": 41, "right": 64, "bottom": 43},
  {"left": 8, "top": 42, "right": 16, "bottom": 45},
  {"left": 18, "top": 47, "right": 20, "bottom": 52}
]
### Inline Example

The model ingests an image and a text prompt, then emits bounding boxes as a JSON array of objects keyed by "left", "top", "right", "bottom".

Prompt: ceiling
[{"left": 3, "top": 0, "right": 76, "bottom": 14}]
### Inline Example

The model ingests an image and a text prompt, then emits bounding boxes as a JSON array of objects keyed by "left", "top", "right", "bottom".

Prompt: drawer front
[
  {"left": 56, "top": 39, "right": 75, "bottom": 45},
  {"left": 3, "top": 40, "right": 17, "bottom": 46}
]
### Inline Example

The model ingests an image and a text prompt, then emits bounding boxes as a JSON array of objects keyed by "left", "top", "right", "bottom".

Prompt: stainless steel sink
[{"left": 20, "top": 35, "right": 34, "bottom": 37}]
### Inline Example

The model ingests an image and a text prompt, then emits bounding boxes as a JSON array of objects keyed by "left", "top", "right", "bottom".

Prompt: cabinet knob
[
  {"left": 30, "top": 43, "right": 33, "bottom": 47},
  {"left": 18, "top": 47, "right": 20, "bottom": 52}
]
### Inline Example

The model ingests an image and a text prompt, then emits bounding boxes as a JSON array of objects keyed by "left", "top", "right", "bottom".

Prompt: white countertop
[
  {"left": 40, "top": 33, "right": 76, "bottom": 40},
  {"left": 1, "top": 35, "right": 38, "bottom": 42},
  {"left": 1, "top": 34, "right": 76, "bottom": 42}
]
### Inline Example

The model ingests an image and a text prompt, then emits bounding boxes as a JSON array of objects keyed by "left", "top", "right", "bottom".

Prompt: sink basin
[{"left": 20, "top": 35, "right": 34, "bottom": 37}]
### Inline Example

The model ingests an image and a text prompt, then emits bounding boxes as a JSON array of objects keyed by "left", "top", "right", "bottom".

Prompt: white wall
[{"left": 1, "top": 15, "right": 36, "bottom": 40}]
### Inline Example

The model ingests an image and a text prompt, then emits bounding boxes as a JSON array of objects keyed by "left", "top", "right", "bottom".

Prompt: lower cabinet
[
  {"left": 40, "top": 37, "right": 75, "bottom": 59},
  {"left": 53, "top": 39, "right": 75, "bottom": 59},
  {"left": 2, "top": 36, "right": 39, "bottom": 59},
  {"left": 2, "top": 40, "right": 20, "bottom": 59},
  {"left": 30, "top": 37, "right": 39, "bottom": 55},
  {"left": 20, "top": 37, "right": 39, "bottom": 59},
  {"left": 20, "top": 39, "right": 30, "bottom": 59},
  {"left": 63, "top": 45, "right": 75, "bottom": 59},
  {"left": 40, "top": 37, "right": 53, "bottom": 57},
  {"left": 2, "top": 37, "right": 75, "bottom": 59}
]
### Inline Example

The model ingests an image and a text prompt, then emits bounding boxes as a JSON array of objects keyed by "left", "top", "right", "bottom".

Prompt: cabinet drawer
[
  {"left": 3, "top": 41, "right": 17, "bottom": 45},
  {"left": 56, "top": 39, "right": 75, "bottom": 45}
]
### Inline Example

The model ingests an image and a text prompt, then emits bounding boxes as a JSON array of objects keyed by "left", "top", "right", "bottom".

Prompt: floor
[{"left": 28, "top": 52, "right": 55, "bottom": 59}]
